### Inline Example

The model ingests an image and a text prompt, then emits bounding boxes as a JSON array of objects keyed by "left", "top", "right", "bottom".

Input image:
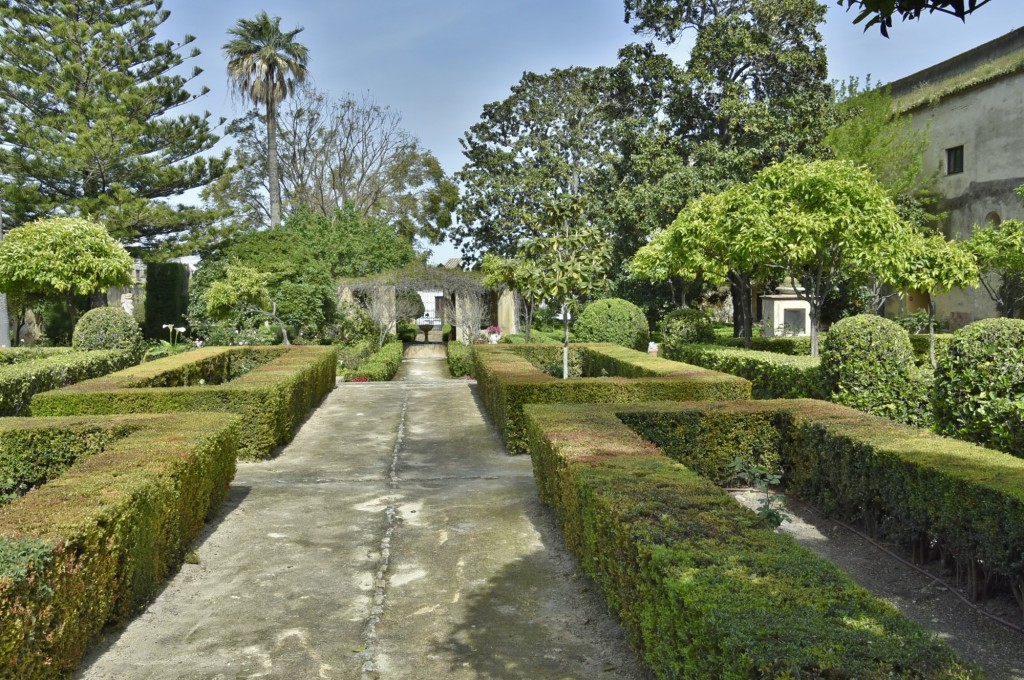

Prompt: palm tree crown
[
  {"left": 224, "top": 11, "right": 308, "bottom": 107},
  {"left": 224, "top": 12, "right": 309, "bottom": 227}
]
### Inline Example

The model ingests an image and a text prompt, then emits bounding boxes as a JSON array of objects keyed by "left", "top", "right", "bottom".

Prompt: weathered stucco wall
[{"left": 905, "top": 73, "right": 1024, "bottom": 328}]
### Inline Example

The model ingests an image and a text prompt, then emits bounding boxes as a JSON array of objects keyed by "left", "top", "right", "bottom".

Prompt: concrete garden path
[{"left": 76, "top": 349, "right": 650, "bottom": 680}]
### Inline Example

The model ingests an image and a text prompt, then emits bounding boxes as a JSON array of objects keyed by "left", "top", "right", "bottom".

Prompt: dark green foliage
[
  {"left": 713, "top": 335, "right": 814, "bottom": 355},
  {"left": 473, "top": 343, "right": 750, "bottom": 454},
  {"left": 0, "top": 350, "right": 138, "bottom": 417},
  {"left": 446, "top": 342, "right": 473, "bottom": 378},
  {"left": 909, "top": 333, "right": 953, "bottom": 366},
  {"left": 573, "top": 298, "right": 650, "bottom": 351},
  {"left": 352, "top": 341, "right": 403, "bottom": 381},
  {"left": 72, "top": 307, "right": 143, "bottom": 358},
  {"left": 934, "top": 318, "right": 1024, "bottom": 456},
  {"left": 658, "top": 308, "right": 715, "bottom": 358},
  {"left": 821, "top": 315, "right": 928, "bottom": 426},
  {"left": 0, "top": 425, "right": 132, "bottom": 504},
  {"left": 618, "top": 408, "right": 783, "bottom": 485},
  {"left": 30, "top": 346, "right": 336, "bottom": 460},
  {"left": 523, "top": 401, "right": 973, "bottom": 678},
  {"left": 144, "top": 263, "right": 189, "bottom": 339},
  {"left": 396, "top": 322, "right": 418, "bottom": 343},
  {"left": 0, "top": 413, "right": 238, "bottom": 677},
  {"left": 671, "top": 344, "right": 825, "bottom": 399}
]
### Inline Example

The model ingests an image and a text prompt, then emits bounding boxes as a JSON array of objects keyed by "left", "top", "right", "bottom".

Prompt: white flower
[
  {"left": 174, "top": 326, "right": 186, "bottom": 333},
  {"left": 162, "top": 323, "right": 173, "bottom": 329}
]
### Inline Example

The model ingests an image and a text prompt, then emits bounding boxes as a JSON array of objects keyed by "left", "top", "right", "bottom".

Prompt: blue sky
[{"left": 160, "top": 1, "right": 1022, "bottom": 262}]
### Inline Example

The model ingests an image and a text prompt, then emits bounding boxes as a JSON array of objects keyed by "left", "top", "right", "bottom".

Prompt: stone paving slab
[{"left": 76, "top": 357, "right": 649, "bottom": 680}]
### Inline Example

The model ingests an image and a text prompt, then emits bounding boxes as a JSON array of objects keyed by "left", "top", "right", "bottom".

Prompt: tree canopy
[
  {"left": 0, "top": 0, "right": 227, "bottom": 250},
  {"left": 836, "top": 0, "right": 994, "bottom": 36}
]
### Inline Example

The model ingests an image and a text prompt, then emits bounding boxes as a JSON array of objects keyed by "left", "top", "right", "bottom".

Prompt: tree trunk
[
  {"left": 0, "top": 218, "right": 8, "bottom": 348},
  {"left": 562, "top": 303, "right": 569, "bottom": 380},
  {"left": 267, "top": 97, "right": 282, "bottom": 227},
  {"left": 729, "top": 272, "right": 753, "bottom": 349},
  {"left": 809, "top": 302, "right": 822, "bottom": 358},
  {"left": 928, "top": 297, "right": 937, "bottom": 369},
  {"left": 523, "top": 299, "right": 533, "bottom": 343}
]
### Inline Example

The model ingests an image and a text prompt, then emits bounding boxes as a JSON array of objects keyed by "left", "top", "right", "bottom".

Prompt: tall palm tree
[{"left": 223, "top": 12, "right": 309, "bottom": 227}]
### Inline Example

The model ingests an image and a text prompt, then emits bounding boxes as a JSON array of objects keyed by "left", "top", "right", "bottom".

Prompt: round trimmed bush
[
  {"left": 933, "top": 318, "right": 1024, "bottom": 455},
  {"left": 72, "top": 306, "right": 143, "bottom": 358},
  {"left": 659, "top": 308, "right": 715, "bottom": 359},
  {"left": 821, "top": 314, "right": 927, "bottom": 425},
  {"left": 573, "top": 298, "right": 650, "bottom": 351}
]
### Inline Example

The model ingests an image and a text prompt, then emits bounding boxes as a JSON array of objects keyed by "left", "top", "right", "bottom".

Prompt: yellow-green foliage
[
  {"left": 473, "top": 343, "right": 750, "bottom": 454},
  {"left": 523, "top": 402, "right": 976, "bottom": 678},
  {"left": 29, "top": 346, "right": 336, "bottom": 460},
  {"left": 0, "top": 349, "right": 138, "bottom": 417},
  {"left": 0, "top": 413, "right": 239, "bottom": 677},
  {"left": 353, "top": 340, "right": 403, "bottom": 381},
  {"left": 668, "top": 343, "right": 824, "bottom": 399},
  {"left": 712, "top": 334, "right": 815, "bottom": 355}
]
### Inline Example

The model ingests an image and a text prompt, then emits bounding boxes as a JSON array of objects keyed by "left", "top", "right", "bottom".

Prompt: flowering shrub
[{"left": 486, "top": 325, "right": 502, "bottom": 335}]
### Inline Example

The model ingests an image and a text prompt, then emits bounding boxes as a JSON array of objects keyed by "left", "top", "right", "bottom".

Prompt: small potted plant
[{"left": 486, "top": 325, "right": 502, "bottom": 344}]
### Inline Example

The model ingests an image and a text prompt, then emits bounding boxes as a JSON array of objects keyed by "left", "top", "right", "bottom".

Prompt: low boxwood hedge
[
  {"left": 352, "top": 340, "right": 403, "bottom": 381},
  {"left": 473, "top": 343, "right": 750, "bottom": 454},
  {"left": 0, "top": 349, "right": 138, "bottom": 417},
  {"left": 447, "top": 341, "right": 473, "bottom": 378},
  {"left": 0, "top": 412, "right": 239, "bottom": 677},
  {"left": 712, "top": 335, "right": 815, "bottom": 355},
  {"left": 669, "top": 343, "right": 824, "bottom": 399},
  {"left": 618, "top": 399, "right": 1024, "bottom": 610},
  {"left": 523, "top": 402, "right": 973, "bottom": 678},
  {"left": 29, "top": 346, "right": 336, "bottom": 460}
]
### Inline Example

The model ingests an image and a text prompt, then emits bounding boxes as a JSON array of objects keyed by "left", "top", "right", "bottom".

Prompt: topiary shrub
[
  {"left": 933, "top": 318, "right": 1024, "bottom": 456},
  {"left": 72, "top": 307, "right": 143, "bottom": 358},
  {"left": 821, "top": 314, "right": 927, "bottom": 426},
  {"left": 573, "top": 298, "right": 649, "bottom": 351},
  {"left": 659, "top": 308, "right": 716, "bottom": 359}
]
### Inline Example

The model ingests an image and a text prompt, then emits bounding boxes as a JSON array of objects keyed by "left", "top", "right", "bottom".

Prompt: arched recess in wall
[{"left": 985, "top": 211, "right": 1002, "bottom": 227}]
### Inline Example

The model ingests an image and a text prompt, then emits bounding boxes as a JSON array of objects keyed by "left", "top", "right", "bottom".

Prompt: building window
[{"left": 946, "top": 145, "right": 964, "bottom": 175}]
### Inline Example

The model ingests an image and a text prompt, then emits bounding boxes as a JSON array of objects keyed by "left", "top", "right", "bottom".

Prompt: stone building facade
[{"left": 888, "top": 28, "right": 1024, "bottom": 328}]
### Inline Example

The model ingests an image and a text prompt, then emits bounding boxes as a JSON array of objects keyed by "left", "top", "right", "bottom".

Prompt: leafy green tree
[
  {"left": 736, "top": 159, "right": 915, "bottom": 356},
  {"left": 454, "top": 67, "right": 616, "bottom": 262},
  {"left": 205, "top": 265, "right": 293, "bottom": 345},
  {"left": 188, "top": 206, "right": 415, "bottom": 344},
  {"left": 482, "top": 253, "right": 546, "bottom": 342},
  {"left": 899, "top": 233, "right": 978, "bottom": 367},
  {"left": 224, "top": 11, "right": 309, "bottom": 228},
  {"left": 522, "top": 200, "right": 612, "bottom": 379},
  {"left": 612, "top": 0, "right": 834, "bottom": 333},
  {"left": 966, "top": 215, "right": 1024, "bottom": 319},
  {"left": 0, "top": 0, "right": 227, "bottom": 249},
  {"left": 0, "top": 217, "right": 133, "bottom": 327}
]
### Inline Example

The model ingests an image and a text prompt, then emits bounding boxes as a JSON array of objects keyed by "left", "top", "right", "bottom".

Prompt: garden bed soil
[{"left": 731, "top": 490, "right": 1024, "bottom": 679}]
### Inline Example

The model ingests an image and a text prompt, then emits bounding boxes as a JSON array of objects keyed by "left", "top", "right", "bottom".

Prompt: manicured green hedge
[
  {"left": 29, "top": 346, "right": 336, "bottom": 460},
  {"left": 0, "top": 349, "right": 138, "bottom": 417},
  {"left": 473, "top": 343, "right": 750, "bottom": 454},
  {"left": 0, "top": 412, "right": 239, "bottom": 677},
  {"left": 523, "top": 402, "right": 972, "bottom": 678},
  {"left": 0, "top": 348, "right": 76, "bottom": 365},
  {"left": 447, "top": 341, "right": 473, "bottom": 378},
  {"left": 352, "top": 340, "right": 403, "bottom": 381},
  {"left": 668, "top": 343, "right": 824, "bottom": 399},
  {"left": 713, "top": 335, "right": 814, "bottom": 355},
  {"left": 620, "top": 399, "right": 1024, "bottom": 609}
]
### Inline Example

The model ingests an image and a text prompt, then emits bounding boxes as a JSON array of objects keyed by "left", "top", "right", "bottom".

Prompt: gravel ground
[{"left": 732, "top": 490, "right": 1024, "bottom": 680}]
